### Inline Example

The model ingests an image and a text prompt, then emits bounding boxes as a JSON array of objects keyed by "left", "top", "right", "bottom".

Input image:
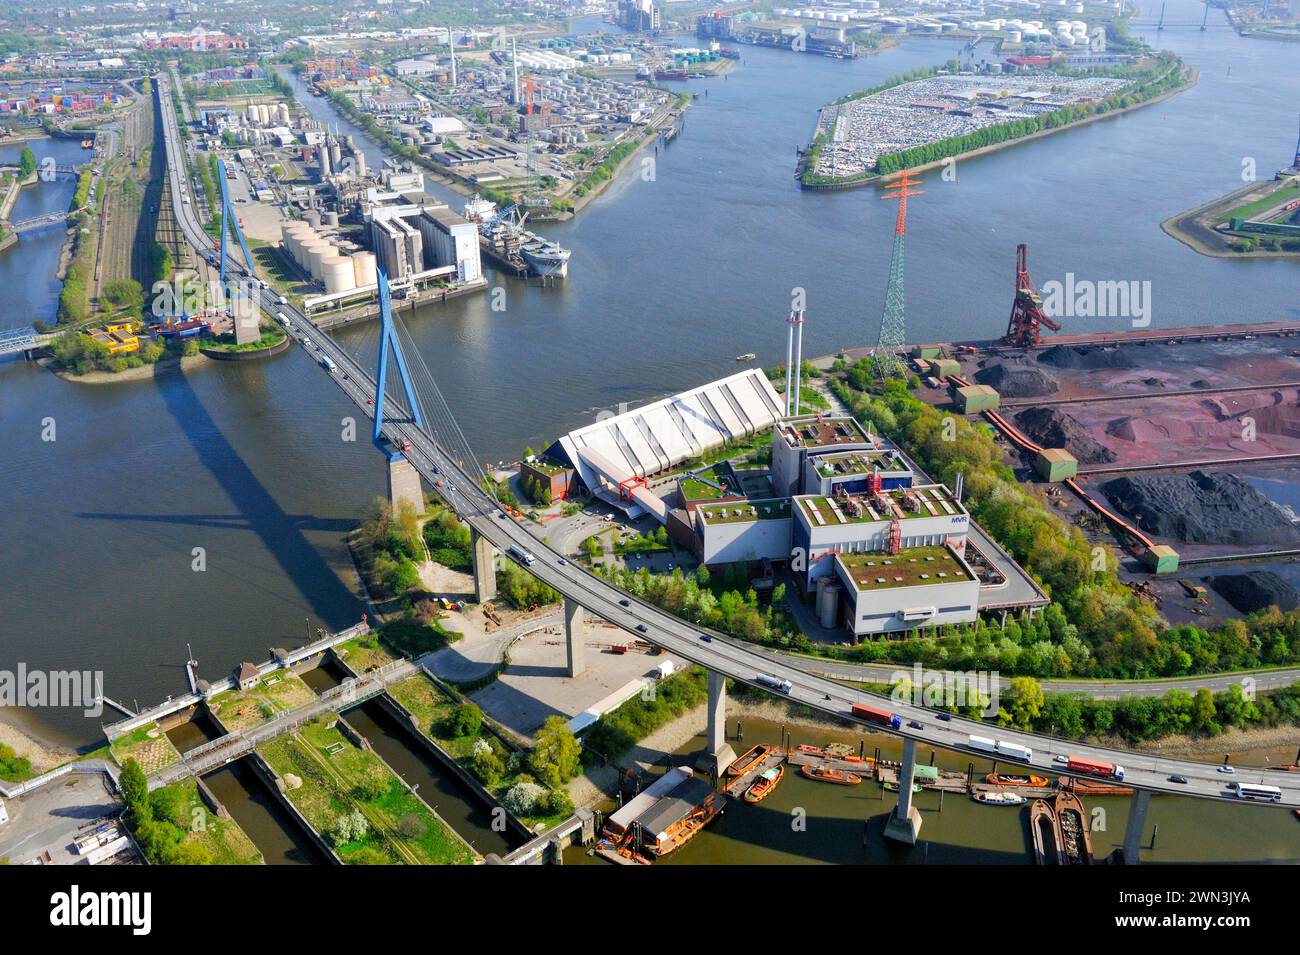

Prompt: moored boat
[
  {"left": 735, "top": 352, "right": 756, "bottom": 361},
  {"left": 743, "top": 766, "right": 784, "bottom": 804},
  {"left": 800, "top": 765, "right": 861, "bottom": 786},
  {"left": 727, "top": 743, "right": 773, "bottom": 777},
  {"left": 973, "top": 791, "right": 1027, "bottom": 806},
  {"left": 882, "top": 780, "right": 922, "bottom": 794},
  {"left": 985, "top": 772, "right": 1050, "bottom": 788}
]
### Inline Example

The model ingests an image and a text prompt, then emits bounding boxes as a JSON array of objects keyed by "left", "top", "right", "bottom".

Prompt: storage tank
[
  {"left": 330, "top": 143, "right": 342, "bottom": 168},
  {"left": 322, "top": 210, "right": 340, "bottom": 228},
  {"left": 302, "top": 241, "right": 332, "bottom": 279},
  {"left": 352, "top": 251, "right": 377, "bottom": 288},
  {"left": 816, "top": 579, "right": 840, "bottom": 630},
  {"left": 278, "top": 103, "right": 290, "bottom": 124},
  {"left": 245, "top": 103, "right": 258, "bottom": 124},
  {"left": 320, "top": 255, "right": 356, "bottom": 294},
  {"left": 283, "top": 225, "right": 312, "bottom": 268},
  {"left": 305, "top": 209, "right": 322, "bottom": 229}
]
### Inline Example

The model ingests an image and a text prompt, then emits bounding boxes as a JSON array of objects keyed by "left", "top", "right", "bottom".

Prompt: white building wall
[
  {"left": 698, "top": 516, "right": 792, "bottom": 565},
  {"left": 836, "top": 565, "right": 980, "bottom": 637}
]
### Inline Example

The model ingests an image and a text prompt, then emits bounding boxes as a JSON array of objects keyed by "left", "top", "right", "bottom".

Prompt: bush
[
  {"left": 444, "top": 702, "right": 483, "bottom": 739},
  {"left": 503, "top": 781, "right": 547, "bottom": 816}
]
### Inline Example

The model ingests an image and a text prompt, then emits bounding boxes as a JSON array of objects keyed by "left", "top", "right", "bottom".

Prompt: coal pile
[
  {"left": 1014, "top": 407, "right": 1116, "bottom": 464},
  {"left": 1101, "top": 471, "right": 1300, "bottom": 546},
  {"left": 1037, "top": 344, "right": 1132, "bottom": 370},
  {"left": 974, "top": 360, "right": 1059, "bottom": 398},
  {"left": 1210, "top": 572, "right": 1300, "bottom": 614}
]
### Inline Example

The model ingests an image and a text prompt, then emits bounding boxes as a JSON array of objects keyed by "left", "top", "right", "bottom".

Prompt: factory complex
[{"left": 535, "top": 370, "right": 1043, "bottom": 638}]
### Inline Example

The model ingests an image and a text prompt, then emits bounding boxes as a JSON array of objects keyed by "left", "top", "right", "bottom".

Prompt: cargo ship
[
  {"left": 463, "top": 195, "right": 569, "bottom": 279},
  {"left": 655, "top": 68, "right": 689, "bottom": 81}
]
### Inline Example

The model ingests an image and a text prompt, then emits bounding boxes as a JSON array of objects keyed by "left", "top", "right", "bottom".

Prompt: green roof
[
  {"left": 697, "top": 498, "right": 791, "bottom": 525},
  {"left": 798, "top": 485, "right": 962, "bottom": 525},
  {"left": 836, "top": 545, "right": 975, "bottom": 592}
]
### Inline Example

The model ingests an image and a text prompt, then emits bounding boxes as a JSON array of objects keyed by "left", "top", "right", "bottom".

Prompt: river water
[
  {"left": 565, "top": 717, "right": 1300, "bottom": 865},
  {"left": 0, "top": 1, "right": 1296, "bottom": 860}
]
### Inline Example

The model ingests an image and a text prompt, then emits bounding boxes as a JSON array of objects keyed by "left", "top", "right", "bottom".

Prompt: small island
[{"left": 799, "top": 53, "right": 1193, "bottom": 190}]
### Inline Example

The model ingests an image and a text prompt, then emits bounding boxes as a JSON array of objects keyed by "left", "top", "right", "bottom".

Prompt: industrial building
[
  {"left": 834, "top": 544, "right": 981, "bottom": 636},
  {"left": 362, "top": 174, "right": 482, "bottom": 284},
  {"left": 548, "top": 369, "right": 785, "bottom": 519}
]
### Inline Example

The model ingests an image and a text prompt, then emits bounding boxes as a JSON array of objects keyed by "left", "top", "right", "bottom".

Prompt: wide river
[{"left": 0, "top": 0, "right": 1296, "bottom": 860}]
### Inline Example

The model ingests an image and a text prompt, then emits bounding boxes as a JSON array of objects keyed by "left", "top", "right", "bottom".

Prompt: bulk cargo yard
[{"left": 870, "top": 241, "right": 1300, "bottom": 628}]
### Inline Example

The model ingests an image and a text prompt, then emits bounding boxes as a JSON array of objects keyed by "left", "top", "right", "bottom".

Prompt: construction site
[{"left": 905, "top": 241, "right": 1300, "bottom": 627}]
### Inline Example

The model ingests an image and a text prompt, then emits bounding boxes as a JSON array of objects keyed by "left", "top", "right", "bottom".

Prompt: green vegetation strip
[{"left": 259, "top": 717, "right": 474, "bottom": 865}]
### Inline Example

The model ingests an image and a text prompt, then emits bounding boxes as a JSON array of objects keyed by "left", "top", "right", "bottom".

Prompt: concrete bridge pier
[
  {"left": 1121, "top": 788, "right": 1151, "bottom": 865},
  {"left": 387, "top": 456, "right": 424, "bottom": 516},
  {"left": 563, "top": 597, "right": 585, "bottom": 678},
  {"left": 471, "top": 528, "right": 497, "bottom": 603},
  {"left": 695, "top": 670, "right": 735, "bottom": 779},
  {"left": 883, "top": 736, "right": 923, "bottom": 845}
]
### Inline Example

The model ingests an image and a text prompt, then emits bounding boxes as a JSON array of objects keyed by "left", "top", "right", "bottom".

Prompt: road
[{"left": 155, "top": 73, "right": 1300, "bottom": 810}]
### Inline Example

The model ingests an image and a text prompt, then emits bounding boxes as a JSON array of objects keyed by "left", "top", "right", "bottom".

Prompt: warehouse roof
[{"left": 551, "top": 369, "right": 784, "bottom": 497}]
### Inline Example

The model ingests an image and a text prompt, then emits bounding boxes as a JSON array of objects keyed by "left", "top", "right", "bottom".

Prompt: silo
[
  {"left": 330, "top": 142, "right": 342, "bottom": 168},
  {"left": 285, "top": 225, "right": 314, "bottom": 268},
  {"left": 320, "top": 256, "right": 356, "bottom": 293},
  {"left": 278, "top": 103, "right": 290, "bottom": 124},
  {"left": 816, "top": 579, "right": 840, "bottom": 630},
  {"left": 305, "top": 209, "right": 322, "bottom": 229},
  {"left": 246, "top": 103, "right": 258, "bottom": 124},
  {"left": 322, "top": 210, "right": 340, "bottom": 228},
  {"left": 352, "top": 251, "right": 377, "bottom": 288},
  {"left": 319, "top": 146, "right": 331, "bottom": 177},
  {"left": 353, "top": 151, "right": 366, "bottom": 177},
  {"left": 303, "top": 242, "right": 333, "bottom": 279}
]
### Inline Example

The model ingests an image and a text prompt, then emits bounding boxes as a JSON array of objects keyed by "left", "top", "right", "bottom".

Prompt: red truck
[
  {"left": 851, "top": 703, "right": 902, "bottom": 730},
  {"left": 1066, "top": 756, "right": 1125, "bottom": 781}
]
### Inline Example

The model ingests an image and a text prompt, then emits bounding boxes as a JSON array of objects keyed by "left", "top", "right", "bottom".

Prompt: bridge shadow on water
[{"left": 77, "top": 365, "right": 361, "bottom": 632}]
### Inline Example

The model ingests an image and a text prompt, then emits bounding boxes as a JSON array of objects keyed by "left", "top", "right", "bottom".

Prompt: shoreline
[
  {"left": 45, "top": 352, "right": 210, "bottom": 384},
  {"left": 569, "top": 691, "right": 1300, "bottom": 808},
  {"left": 1161, "top": 177, "right": 1300, "bottom": 260},
  {"left": 0, "top": 709, "right": 79, "bottom": 777}
]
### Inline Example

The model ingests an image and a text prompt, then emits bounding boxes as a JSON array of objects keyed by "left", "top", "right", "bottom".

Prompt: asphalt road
[{"left": 155, "top": 74, "right": 1300, "bottom": 811}]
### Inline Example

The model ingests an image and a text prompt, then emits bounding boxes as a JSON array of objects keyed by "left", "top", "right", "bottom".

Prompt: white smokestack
[
  {"left": 449, "top": 32, "right": 458, "bottom": 86},
  {"left": 511, "top": 38, "right": 520, "bottom": 104},
  {"left": 792, "top": 310, "right": 804, "bottom": 415},
  {"left": 785, "top": 312, "right": 795, "bottom": 416}
]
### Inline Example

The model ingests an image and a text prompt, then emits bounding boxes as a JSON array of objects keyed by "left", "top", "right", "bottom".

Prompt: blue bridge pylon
[
  {"left": 217, "top": 158, "right": 257, "bottom": 289},
  {"left": 373, "top": 268, "right": 426, "bottom": 459}
]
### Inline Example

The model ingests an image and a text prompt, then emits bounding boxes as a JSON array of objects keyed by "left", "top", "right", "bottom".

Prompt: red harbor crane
[{"left": 1003, "top": 243, "right": 1061, "bottom": 348}]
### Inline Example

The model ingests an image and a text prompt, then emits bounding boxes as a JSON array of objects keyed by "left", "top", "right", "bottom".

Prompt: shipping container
[{"left": 851, "top": 702, "right": 902, "bottom": 729}]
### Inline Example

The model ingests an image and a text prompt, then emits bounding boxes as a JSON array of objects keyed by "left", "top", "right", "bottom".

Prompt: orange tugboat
[
  {"left": 727, "top": 743, "right": 773, "bottom": 777},
  {"left": 743, "top": 766, "right": 784, "bottom": 804},
  {"left": 985, "top": 772, "right": 1051, "bottom": 788},
  {"left": 800, "top": 765, "right": 861, "bottom": 786}
]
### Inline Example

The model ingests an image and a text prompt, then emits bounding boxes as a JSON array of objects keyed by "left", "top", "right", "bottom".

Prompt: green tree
[
  {"left": 445, "top": 702, "right": 483, "bottom": 738},
  {"left": 528, "top": 716, "right": 581, "bottom": 787}
]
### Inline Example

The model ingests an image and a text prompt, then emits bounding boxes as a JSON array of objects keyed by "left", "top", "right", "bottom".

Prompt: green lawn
[
  {"left": 259, "top": 717, "right": 474, "bottom": 865},
  {"left": 109, "top": 723, "right": 182, "bottom": 775},
  {"left": 208, "top": 672, "right": 317, "bottom": 733},
  {"left": 163, "top": 779, "right": 263, "bottom": 864},
  {"left": 334, "top": 634, "right": 397, "bottom": 674}
]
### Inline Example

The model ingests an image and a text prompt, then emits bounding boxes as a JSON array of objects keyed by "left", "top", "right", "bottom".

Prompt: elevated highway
[{"left": 155, "top": 73, "right": 1300, "bottom": 830}]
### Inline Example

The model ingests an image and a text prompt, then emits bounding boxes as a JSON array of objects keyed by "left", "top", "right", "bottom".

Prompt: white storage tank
[
  {"left": 352, "top": 251, "right": 377, "bottom": 288},
  {"left": 320, "top": 255, "right": 356, "bottom": 293},
  {"left": 302, "top": 242, "right": 333, "bottom": 279},
  {"left": 286, "top": 226, "right": 315, "bottom": 268}
]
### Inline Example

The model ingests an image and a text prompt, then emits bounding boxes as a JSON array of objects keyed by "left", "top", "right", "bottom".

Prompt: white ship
[{"left": 463, "top": 195, "right": 570, "bottom": 280}]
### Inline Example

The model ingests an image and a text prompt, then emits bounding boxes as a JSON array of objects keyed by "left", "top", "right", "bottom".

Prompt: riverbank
[
  {"left": 0, "top": 711, "right": 76, "bottom": 777},
  {"left": 802, "top": 63, "right": 1198, "bottom": 191},
  {"left": 45, "top": 352, "right": 209, "bottom": 384},
  {"left": 1161, "top": 176, "right": 1300, "bottom": 259}
]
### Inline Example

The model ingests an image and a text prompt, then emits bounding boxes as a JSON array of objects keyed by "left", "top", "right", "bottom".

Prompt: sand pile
[
  {"left": 1101, "top": 471, "right": 1300, "bottom": 546},
  {"left": 1037, "top": 344, "right": 1132, "bottom": 370},
  {"left": 974, "top": 360, "right": 1059, "bottom": 398},
  {"left": 1014, "top": 407, "right": 1116, "bottom": 464},
  {"left": 1210, "top": 572, "right": 1300, "bottom": 614}
]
